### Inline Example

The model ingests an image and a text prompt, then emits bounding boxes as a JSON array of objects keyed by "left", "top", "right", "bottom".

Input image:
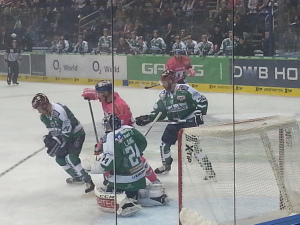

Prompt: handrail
[{"left": 78, "top": 10, "right": 101, "bottom": 34}]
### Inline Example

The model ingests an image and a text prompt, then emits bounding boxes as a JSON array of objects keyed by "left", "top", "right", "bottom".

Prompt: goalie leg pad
[
  {"left": 94, "top": 187, "right": 141, "bottom": 216},
  {"left": 137, "top": 184, "right": 169, "bottom": 206}
]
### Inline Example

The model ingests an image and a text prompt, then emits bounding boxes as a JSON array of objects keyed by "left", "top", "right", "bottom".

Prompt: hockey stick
[
  {"left": 88, "top": 100, "right": 99, "bottom": 143},
  {"left": 0, "top": 146, "right": 46, "bottom": 178},
  {"left": 144, "top": 112, "right": 162, "bottom": 137},
  {"left": 140, "top": 75, "right": 187, "bottom": 89}
]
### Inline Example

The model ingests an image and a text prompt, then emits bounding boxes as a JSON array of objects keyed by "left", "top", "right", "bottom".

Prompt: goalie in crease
[
  {"left": 32, "top": 93, "right": 94, "bottom": 193},
  {"left": 82, "top": 114, "right": 169, "bottom": 217},
  {"left": 135, "top": 70, "right": 215, "bottom": 180}
]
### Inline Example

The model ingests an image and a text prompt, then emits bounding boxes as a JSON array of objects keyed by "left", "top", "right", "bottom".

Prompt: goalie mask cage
[{"left": 178, "top": 116, "right": 300, "bottom": 225}]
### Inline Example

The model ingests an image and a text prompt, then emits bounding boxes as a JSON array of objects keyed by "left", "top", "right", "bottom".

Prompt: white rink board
[{"left": 45, "top": 54, "right": 127, "bottom": 79}]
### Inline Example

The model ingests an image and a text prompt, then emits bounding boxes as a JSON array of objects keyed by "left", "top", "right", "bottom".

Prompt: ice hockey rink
[{"left": 1, "top": 81, "right": 300, "bottom": 225}]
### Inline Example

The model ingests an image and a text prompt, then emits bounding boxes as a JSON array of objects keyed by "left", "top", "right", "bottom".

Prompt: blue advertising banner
[{"left": 233, "top": 58, "right": 300, "bottom": 88}]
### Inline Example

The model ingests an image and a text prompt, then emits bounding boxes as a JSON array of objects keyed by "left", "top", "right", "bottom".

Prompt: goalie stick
[{"left": 0, "top": 146, "right": 46, "bottom": 178}]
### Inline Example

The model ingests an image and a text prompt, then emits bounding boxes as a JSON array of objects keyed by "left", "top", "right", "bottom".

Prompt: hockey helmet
[
  {"left": 95, "top": 80, "right": 112, "bottom": 93},
  {"left": 32, "top": 93, "right": 49, "bottom": 109},
  {"left": 160, "top": 70, "right": 175, "bottom": 81},
  {"left": 102, "top": 114, "right": 122, "bottom": 133}
]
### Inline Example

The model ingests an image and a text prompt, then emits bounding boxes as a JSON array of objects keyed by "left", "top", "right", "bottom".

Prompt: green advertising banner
[{"left": 127, "top": 55, "right": 230, "bottom": 84}]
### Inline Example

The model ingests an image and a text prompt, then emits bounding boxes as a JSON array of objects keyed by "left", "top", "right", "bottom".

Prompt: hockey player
[
  {"left": 165, "top": 49, "right": 196, "bottom": 84},
  {"left": 32, "top": 93, "right": 94, "bottom": 193},
  {"left": 82, "top": 114, "right": 168, "bottom": 216},
  {"left": 135, "top": 70, "right": 215, "bottom": 180},
  {"left": 81, "top": 81, "right": 161, "bottom": 184},
  {"left": 4, "top": 39, "right": 22, "bottom": 85}
]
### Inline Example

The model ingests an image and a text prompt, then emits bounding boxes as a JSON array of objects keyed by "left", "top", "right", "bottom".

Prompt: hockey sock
[
  {"left": 56, "top": 157, "right": 77, "bottom": 177},
  {"left": 160, "top": 142, "right": 172, "bottom": 165},
  {"left": 66, "top": 154, "right": 91, "bottom": 182},
  {"left": 142, "top": 157, "right": 158, "bottom": 183}
]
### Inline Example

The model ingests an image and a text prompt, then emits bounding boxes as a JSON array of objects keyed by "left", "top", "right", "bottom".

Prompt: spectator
[
  {"left": 55, "top": 36, "right": 70, "bottom": 53},
  {"left": 185, "top": 35, "right": 198, "bottom": 55},
  {"left": 116, "top": 37, "right": 131, "bottom": 54},
  {"left": 196, "top": 35, "right": 214, "bottom": 56},
  {"left": 171, "top": 35, "right": 186, "bottom": 54},
  {"left": 149, "top": 30, "right": 166, "bottom": 54},
  {"left": 0, "top": 26, "right": 11, "bottom": 50},
  {"left": 210, "top": 25, "right": 224, "bottom": 53},
  {"left": 234, "top": 36, "right": 254, "bottom": 56},
  {"left": 217, "top": 31, "right": 237, "bottom": 56},
  {"left": 164, "top": 23, "right": 177, "bottom": 53},
  {"left": 73, "top": 35, "right": 89, "bottom": 54},
  {"left": 261, "top": 31, "right": 275, "bottom": 56},
  {"left": 96, "top": 28, "right": 112, "bottom": 54},
  {"left": 182, "top": 0, "right": 195, "bottom": 18}
]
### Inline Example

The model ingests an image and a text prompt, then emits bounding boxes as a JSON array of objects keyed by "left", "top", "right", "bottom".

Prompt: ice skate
[
  {"left": 66, "top": 176, "right": 84, "bottom": 184},
  {"left": 85, "top": 179, "right": 95, "bottom": 193},
  {"left": 13, "top": 82, "right": 19, "bottom": 85},
  {"left": 154, "top": 164, "right": 171, "bottom": 174}
]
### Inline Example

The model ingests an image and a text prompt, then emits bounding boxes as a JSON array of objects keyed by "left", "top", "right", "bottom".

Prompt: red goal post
[{"left": 178, "top": 116, "right": 300, "bottom": 225}]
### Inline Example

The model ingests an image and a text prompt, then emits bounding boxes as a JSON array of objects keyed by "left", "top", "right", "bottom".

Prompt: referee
[{"left": 4, "top": 39, "right": 22, "bottom": 85}]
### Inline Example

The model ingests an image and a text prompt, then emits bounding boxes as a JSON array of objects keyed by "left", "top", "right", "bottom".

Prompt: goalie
[{"left": 82, "top": 114, "right": 168, "bottom": 216}]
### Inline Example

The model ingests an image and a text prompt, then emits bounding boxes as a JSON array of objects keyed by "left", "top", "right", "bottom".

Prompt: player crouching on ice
[
  {"left": 82, "top": 114, "right": 169, "bottom": 216},
  {"left": 135, "top": 70, "right": 216, "bottom": 180},
  {"left": 32, "top": 93, "right": 94, "bottom": 193}
]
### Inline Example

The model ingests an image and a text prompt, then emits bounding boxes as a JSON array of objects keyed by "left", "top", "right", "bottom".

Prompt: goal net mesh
[{"left": 178, "top": 116, "right": 300, "bottom": 225}]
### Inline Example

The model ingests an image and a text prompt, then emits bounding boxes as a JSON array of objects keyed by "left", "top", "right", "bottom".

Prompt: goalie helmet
[
  {"left": 160, "top": 70, "right": 175, "bottom": 81},
  {"left": 95, "top": 80, "right": 112, "bottom": 93},
  {"left": 102, "top": 114, "right": 122, "bottom": 133},
  {"left": 32, "top": 93, "right": 49, "bottom": 109}
]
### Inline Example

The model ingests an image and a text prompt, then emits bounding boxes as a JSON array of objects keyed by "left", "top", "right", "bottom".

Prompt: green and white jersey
[
  {"left": 40, "top": 103, "right": 84, "bottom": 141},
  {"left": 101, "top": 125, "right": 147, "bottom": 191},
  {"left": 149, "top": 84, "right": 208, "bottom": 121}
]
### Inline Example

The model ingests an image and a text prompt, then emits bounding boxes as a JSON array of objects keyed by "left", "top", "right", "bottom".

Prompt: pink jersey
[
  {"left": 100, "top": 92, "right": 134, "bottom": 126},
  {"left": 166, "top": 56, "right": 192, "bottom": 79}
]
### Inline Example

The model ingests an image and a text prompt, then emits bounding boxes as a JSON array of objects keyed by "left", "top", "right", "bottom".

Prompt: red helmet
[{"left": 32, "top": 93, "right": 49, "bottom": 109}]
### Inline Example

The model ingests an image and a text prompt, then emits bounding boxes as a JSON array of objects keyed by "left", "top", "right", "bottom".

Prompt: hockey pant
[
  {"left": 160, "top": 122, "right": 197, "bottom": 165},
  {"left": 55, "top": 135, "right": 91, "bottom": 182},
  {"left": 7, "top": 61, "right": 19, "bottom": 83},
  {"left": 103, "top": 156, "right": 158, "bottom": 183}
]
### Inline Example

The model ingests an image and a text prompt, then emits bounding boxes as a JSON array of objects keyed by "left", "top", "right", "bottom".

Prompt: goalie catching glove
[
  {"left": 43, "top": 134, "right": 65, "bottom": 157},
  {"left": 135, "top": 115, "right": 151, "bottom": 126}
]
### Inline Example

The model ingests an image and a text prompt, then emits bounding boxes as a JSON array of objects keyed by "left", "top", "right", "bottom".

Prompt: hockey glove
[
  {"left": 43, "top": 135, "right": 64, "bottom": 157},
  {"left": 187, "top": 68, "right": 195, "bottom": 76},
  {"left": 82, "top": 88, "right": 98, "bottom": 100},
  {"left": 186, "top": 111, "right": 204, "bottom": 126},
  {"left": 94, "top": 135, "right": 107, "bottom": 155},
  {"left": 135, "top": 115, "right": 151, "bottom": 126}
]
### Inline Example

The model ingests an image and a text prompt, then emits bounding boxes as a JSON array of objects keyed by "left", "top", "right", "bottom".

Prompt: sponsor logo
[
  {"left": 166, "top": 103, "right": 187, "bottom": 113},
  {"left": 185, "top": 144, "right": 193, "bottom": 163},
  {"left": 177, "top": 95, "right": 185, "bottom": 101}
]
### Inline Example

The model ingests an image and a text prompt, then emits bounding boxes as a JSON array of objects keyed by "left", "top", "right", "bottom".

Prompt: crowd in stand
[{"left": 0, "top": 0, "right": 299, "bottom": 56}]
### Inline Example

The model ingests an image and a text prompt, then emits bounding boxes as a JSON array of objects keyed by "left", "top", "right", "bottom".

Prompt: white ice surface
[{"left": 0, "top": 81, "right": 299, "bottom": 225}]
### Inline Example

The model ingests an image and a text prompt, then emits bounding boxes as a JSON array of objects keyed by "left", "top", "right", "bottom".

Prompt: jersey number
[{"left": 124, "top": 144, "right": 141, "bottom": 167}]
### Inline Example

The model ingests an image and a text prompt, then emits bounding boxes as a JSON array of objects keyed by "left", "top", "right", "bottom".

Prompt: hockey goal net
[{"left": 178, "top": 115, "right": 300, "bottom": 225}]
